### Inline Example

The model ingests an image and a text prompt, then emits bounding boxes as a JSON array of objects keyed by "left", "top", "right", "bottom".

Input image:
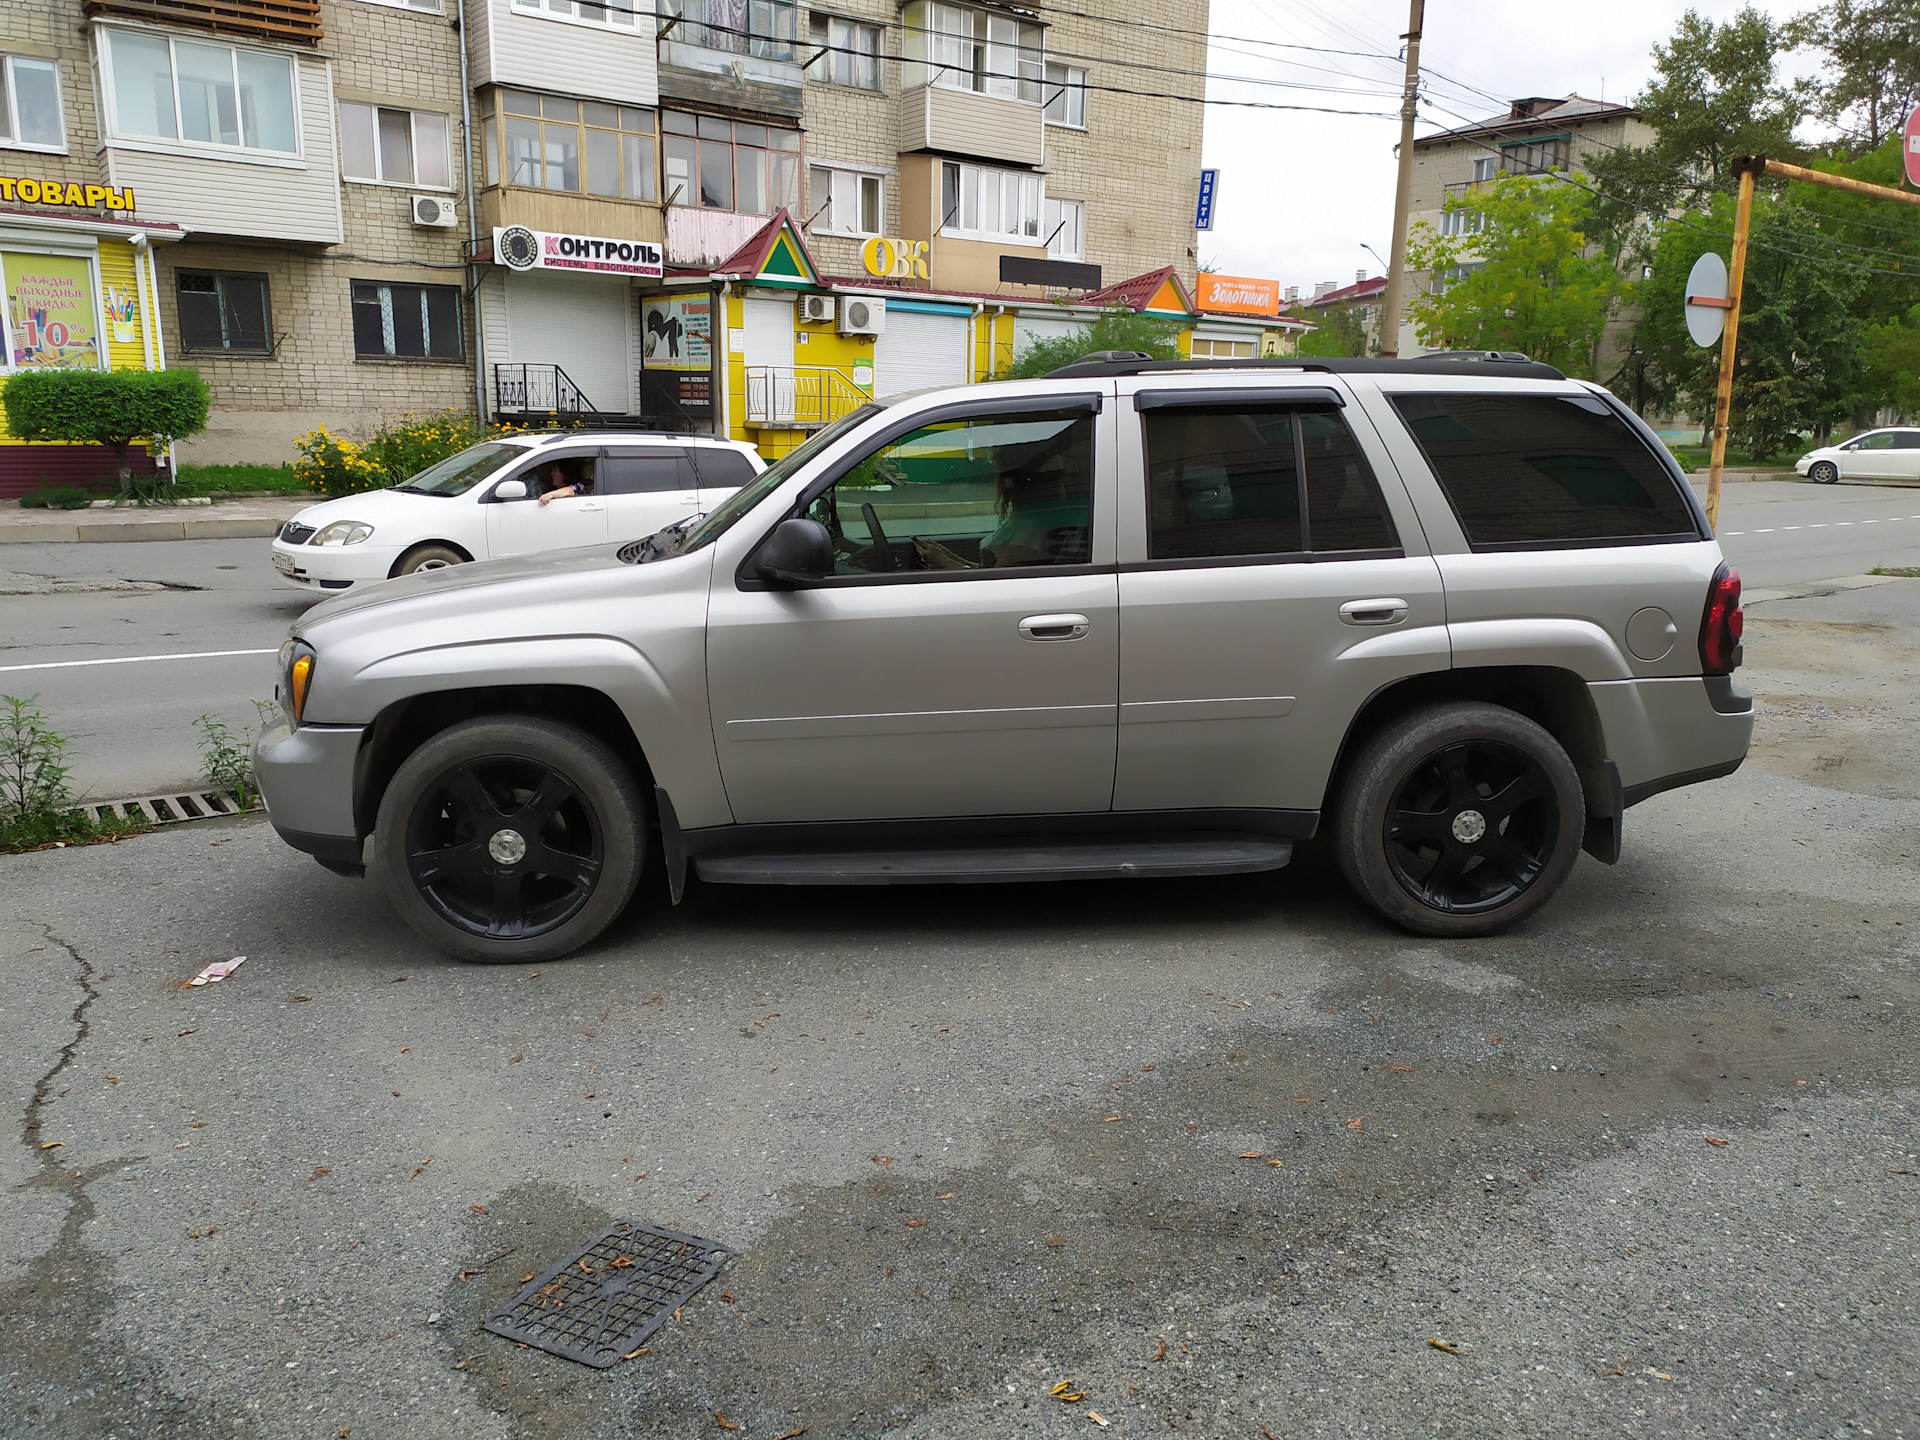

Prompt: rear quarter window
[
  {"left": 1391, "top": 393, "right": 1700, "bottom": 548},
  {"left": 693, "top": 448, "right": 759, "bottom": 488}
]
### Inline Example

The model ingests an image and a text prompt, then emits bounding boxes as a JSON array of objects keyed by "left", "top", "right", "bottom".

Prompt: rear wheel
[
  {"left": 1808, "top": 461, "right": 1839, "bottom": 484},
  {"left": 1333, "top": 702, "right": 1584, "bottom": 937},
  {"left": 374, "top": 717, "right": 645, "bottom": 963},
  {"left": 391, "top": 543, "right": 467, "bottom": 578}
]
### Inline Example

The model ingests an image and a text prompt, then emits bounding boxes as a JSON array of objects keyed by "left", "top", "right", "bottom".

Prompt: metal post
[
  {"left": 456, "top": 0, "right": 486, "bottom": 427},
  {"left": 1705, "top": 161, "right": 1757, "bottom": 531},
  {"left": 1377, "top": 0, "right": 1425, "bottom": 359}
]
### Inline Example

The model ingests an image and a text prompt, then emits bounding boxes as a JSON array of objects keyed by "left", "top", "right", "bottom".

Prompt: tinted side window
[
  {"left": 691, "top": 448, "right": 757, "bottom": 487},
  {"left": 600, "top": 452, "right": 693, "bottom": 494},
  {"left": 1142, "top": 407, "right": 1397, "bottom": 560},
  {"left": 802, "top": 409, "right": 1094, "bottom": 576},
  {"left": 1392, "top": 393, "right": 1698, "bottom": 547},
  {"left": 1893, "top": 433, "right": 1920, "bottom": 450}
]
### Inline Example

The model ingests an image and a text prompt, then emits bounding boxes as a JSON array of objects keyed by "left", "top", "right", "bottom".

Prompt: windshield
[
  {"left": 680, "top": 405, "right": 884, "bottom": 551},
  {"left": 396, "top": 441, "right": 530, "bottom": 496}
]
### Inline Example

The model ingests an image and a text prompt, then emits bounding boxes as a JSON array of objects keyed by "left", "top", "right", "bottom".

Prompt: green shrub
[
  {"left": 1, "top": 368, "right": 211, "bottom": 494},
  {"left": 997, "top": 308, "right": 1183, "bottom": 380},
  {"left": 292, "top": 410, "right": 486, "bottom": 498},
  {"left": 1, "top": 694, "right": 73, "bottom": 823},
  {"left": 194, "top": 702, "right": 274, "bottom": 809},
  {"left": 176, "top": 462, "right": 303, "bottom": 496}
]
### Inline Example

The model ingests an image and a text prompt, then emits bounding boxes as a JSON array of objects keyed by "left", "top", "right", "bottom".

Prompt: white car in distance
[
  {"left": 1795, "top": 427, "right": 1920, "bottom": 485},
  {"left": 270, "top": 432, "right": 764, "bottom": 592}
]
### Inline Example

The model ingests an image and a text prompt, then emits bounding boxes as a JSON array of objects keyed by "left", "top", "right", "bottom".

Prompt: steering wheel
[{"left": 860, "top": 501, "right": 900, "bottom": 571}]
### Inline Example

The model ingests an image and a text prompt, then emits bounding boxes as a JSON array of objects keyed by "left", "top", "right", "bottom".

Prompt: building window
[
  {"left": 940, "top": 160, "right": 1041, "bottom": 241},
  {"left": 808, "top": 165, "right": 882, "bottom": 235},
  {"left": 903, "top": 1, "right": 1043, "bottom": 103},
  {"left": 100, "top": 28, "right": 298, "bottom": 156},
  {"left": 1500, "top": 136, "right": 1567, "bottom": 174},
  {"left": 1042, "top": 196, "right": 1083, "bottom": 259},
  {"left": 661, "top": 0, "right": 797, "bottom": 59},
  {"left": 488, "top": 90, "right": 657, "bottom": 200},
  {"left": 1042, "top": 63, "right": 1085, "bottom": 127},
  {"left": 357, "top": 0, "right": 445, "bottom": 12},
  {"left": 807, "top": 14, "right": 881, "bottom": 89},
  {"left": 0, "top": 55, "right": 66, "bottom": 153},
  {"left": 1439, "top": 207, "right": 1483, "bottom": 237},
  {"left": 1188, "top": 337, "right": 1255, "bottom": 358},
  {"left": 663, "top": 111, "right": 800, "bottom": 213},
  {"left": 1471, "top": 156, "right": 1496, "bottom": 182},
  {"left": 510, "top": 0, "right": 640, "bottom": 28},
  {"left": 339, "top": 103, "right": 451, "bottom": 187},
  {"left": 351, "top": 281, "right": 461, "bottom": 360},
  {"left": 176, "top": 271, "right": 272, "bottom": 354},
  {"left": 1431, "top": 261, "right": 1485, "bottom": 294}
]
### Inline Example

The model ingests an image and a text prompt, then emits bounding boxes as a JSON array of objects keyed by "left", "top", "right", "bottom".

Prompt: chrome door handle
[
  {"left": 678, "top": 493, "right": 699, "bottom": 504},
  {"left": 1339, "top": 597, "right": 1408, "bottom": 626},
  {"left": 578, "top": 502, "right": 605, "bottom": 512},
  {"left": 1019, "top": 613, "right": 1091, "bottom": 641}
]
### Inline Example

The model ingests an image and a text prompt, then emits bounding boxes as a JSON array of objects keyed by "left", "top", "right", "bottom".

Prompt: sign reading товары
[{"left": 493, "top": 225, "right": 663, "bottom": 279}]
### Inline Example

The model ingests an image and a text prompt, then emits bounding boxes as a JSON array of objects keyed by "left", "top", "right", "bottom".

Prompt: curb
[{"left": 0, "top": 517, "right": 288, "bottom": 543}]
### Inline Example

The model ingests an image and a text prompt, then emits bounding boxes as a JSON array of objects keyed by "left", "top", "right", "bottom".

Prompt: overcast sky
[{"left": 1198, "top": 0, "right": 1817, "bottom": 291}]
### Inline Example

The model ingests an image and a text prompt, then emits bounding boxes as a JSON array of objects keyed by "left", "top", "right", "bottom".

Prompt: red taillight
[{"left": 1699, "top": 562, "right": 1743, "bottom": 674}]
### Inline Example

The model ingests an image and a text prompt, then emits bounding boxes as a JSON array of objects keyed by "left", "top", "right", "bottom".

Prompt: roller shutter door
[
  {"left": 505, "top": 271, "right": 633, "bottom": 413},
  {"left": 873, "top": 309, "right": 969, "bottom": 397}
]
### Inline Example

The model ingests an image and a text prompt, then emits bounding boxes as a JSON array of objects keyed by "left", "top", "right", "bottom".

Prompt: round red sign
[{"left": 1906, "top": 103, "right": 1920, "bottom": 188}]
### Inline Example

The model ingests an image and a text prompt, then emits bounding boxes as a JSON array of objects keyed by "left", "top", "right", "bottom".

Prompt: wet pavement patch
[{"left": 483, "top": 1220, "right": 731, "bottom": 1368}]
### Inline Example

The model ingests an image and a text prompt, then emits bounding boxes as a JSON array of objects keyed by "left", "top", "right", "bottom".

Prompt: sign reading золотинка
[{"left": 493, "top": 225, "right": 663, "bottom": 278}]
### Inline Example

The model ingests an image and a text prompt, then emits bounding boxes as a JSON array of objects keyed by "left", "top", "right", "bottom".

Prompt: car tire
[
  {"left": 1333, "top": 702, "right": 1584, "bottom": 938},
  {"left": 1808, "top": 461, "right": 1839, "bottom": 485},
  {"left": 374, "top": 716, "right": 645, "bottom": 964},
  {"left": 391, "top": 543, "right": 467, "bottom": 578}
]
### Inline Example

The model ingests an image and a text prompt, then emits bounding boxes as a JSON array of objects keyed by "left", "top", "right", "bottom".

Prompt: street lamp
[{"left": 1360, "top": 243, "right": 1390, "bottom": 277}]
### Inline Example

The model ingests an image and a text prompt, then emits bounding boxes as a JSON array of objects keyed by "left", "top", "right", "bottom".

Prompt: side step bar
[{"left": 694, "top": 835, "right": 1293, "bottom": 886}]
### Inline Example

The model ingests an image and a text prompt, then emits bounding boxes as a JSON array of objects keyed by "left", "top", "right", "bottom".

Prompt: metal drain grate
[
  {"left": 482, "top": 1220, "right": 731, "bottom": 1368},
  {"left": 81, "top": 789, "right": 250, "bottom": 826}
]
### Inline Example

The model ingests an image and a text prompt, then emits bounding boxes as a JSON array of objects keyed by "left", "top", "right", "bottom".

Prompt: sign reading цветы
[{"left": 493, "top": 225, "right": 662, "bottom": 279}]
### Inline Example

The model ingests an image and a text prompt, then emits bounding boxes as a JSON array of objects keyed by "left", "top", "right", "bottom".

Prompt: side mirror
[
  {"left": 493, "top": 478, "right": 529, "bottom": 501},
  {"left": 758, "top": 517, "right": 834, "bottom": 585}
]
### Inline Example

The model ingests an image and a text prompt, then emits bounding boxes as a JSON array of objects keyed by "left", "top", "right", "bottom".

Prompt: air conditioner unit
[
  {"left": 838, "top": 296, "right": 886, "bottom": 336},
  {"left": 798, "top": 294, "right": 836, "bottom": 325},
  {"left": 411, "top": 195, "right": 458, "bottom": 227}
]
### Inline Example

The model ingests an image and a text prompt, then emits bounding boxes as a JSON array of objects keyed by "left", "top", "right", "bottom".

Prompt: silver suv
[{"left": 254, "top": 354, "right": 1753, "bottom": 963}]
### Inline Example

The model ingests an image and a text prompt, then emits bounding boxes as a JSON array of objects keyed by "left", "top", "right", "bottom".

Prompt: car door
[
  {"left": 484, "top": 454, "right": 608, "bottom": 558},
  {"left": 1842, "top": 431, "right": 1897, "bottom": 480},
  {"left": 600, "top": 448, "right": 701, "bottom": 543},
  {"left": 1890, "top": 430, "right": 1920, "bottom": 482},
  {"left": 1112, "top": 380, "right": 1449, "bottom": 813},
  {"left": 704, "top": 391, "right": 1119, "bottom": 824},
  {"left": 689, "top": 444, "right": 760, "bottom": 514}
]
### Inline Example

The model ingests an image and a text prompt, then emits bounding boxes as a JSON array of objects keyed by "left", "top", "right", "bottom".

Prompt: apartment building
[{"left": 1395, "top": 94, "right": 1654, "bottom": 359}]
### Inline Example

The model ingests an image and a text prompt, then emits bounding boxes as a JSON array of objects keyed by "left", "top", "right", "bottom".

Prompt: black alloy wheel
[
  {"left": 1333, "top": 702, "right": 1585, "bottom": 937},
  {"left": 375, "top": 716, "right": 645, "bottom": 963},
  {"left": 1382, "top": 739, "right": 1557, "bottom": 915}
]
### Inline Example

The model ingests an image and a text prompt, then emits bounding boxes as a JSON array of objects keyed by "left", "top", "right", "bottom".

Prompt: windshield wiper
[
  {"left": 625, "top": 515, "right": 702, "bottom": 564},
  {"left": 394, "top": 484, "right": 458, "bottom": 496}
]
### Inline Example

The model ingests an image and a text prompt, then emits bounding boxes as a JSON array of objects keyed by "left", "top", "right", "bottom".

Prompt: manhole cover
[{"left": 482, "top": 1220, "right": 731, "bottom": 1367}]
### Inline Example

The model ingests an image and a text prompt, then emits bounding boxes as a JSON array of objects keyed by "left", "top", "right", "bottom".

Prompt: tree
[
  {"left": 1864, "top": 304, "right": 1920, "bottom": 416},
  {"left": 1787, "top": 0, "right": 1920, "bottom": 154},
  {"left": 997, "top": 308, "right": 1181, "bottom": 379},
  {"left": 1, "top": 368, "right": 210, "bottom": 494},
  {"left": 1403, "top": 174, "right": 1630, "bottom": 376},
  {"left": 1298, "top": 304, "right": 1371, "bottom": 358}
]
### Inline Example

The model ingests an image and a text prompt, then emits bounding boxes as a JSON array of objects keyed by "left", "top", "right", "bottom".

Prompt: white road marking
[
  {"left": 0, "top": 647, "right": 277, "bottom": 675},
  {"left": 1755, "top": 528, "right": 1775, "bottom": 533}
]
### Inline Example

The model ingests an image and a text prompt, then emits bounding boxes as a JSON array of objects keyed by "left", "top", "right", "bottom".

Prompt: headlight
[
  {"left": 312, "top": 521, "right": 374, "bottom": 546},
  {"left": 278, "top": 640, "right": 316, "bottom": 726}
]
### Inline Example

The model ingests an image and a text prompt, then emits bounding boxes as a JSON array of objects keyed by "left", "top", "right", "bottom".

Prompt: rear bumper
[
  {"left": 254, "top": 720, "right": 366, "bottom": 871},
  {"left": 1588, "top": 675, "right": 1754, "bottom": 807}
]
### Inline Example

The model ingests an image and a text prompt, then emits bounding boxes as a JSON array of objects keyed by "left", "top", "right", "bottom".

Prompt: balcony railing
[
  {"left": 85, "top": 0, "right": 323, "bottom": 45},
  {"left": 745, "top": 366, "right": 869, "bottom": 429},
  {"left": 495, "top": 363, "right": 599, "bottom": 419}
]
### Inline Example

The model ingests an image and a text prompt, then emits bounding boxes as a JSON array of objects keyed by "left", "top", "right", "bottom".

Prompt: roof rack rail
[{"left": 1044, "top": 350, "right": 1566, "bottom": 381}]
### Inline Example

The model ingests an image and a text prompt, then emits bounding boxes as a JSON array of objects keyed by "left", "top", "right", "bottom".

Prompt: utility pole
[{"left": 1377, "top": 0, "right": 1425, "bottom": 359}]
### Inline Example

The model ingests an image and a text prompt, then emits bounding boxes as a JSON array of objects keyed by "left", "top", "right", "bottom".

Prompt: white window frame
[
  {"left": 338, "top": 102, "right": 453, "bottom": 189},
  {"left": 807, "top": 14, "right": 882, "bottom": 90},
  {"left": 509, "top": 0, "right": 641, "bottom": 31},
  {"left": 807, "top": 162, "right": 884, "bottom": 236},
  {"left": 97, "top": 25, "right": 304, "bottom": 162},
  {"left": 1042, "top": 196, "right": 1083, "bottom": 260},
  {"left": 903, "top": 2, "right": 1044, "bottom": 104},
  {"left": 0, "top": 242, "right": 110, "bottom": 377},
  {"left": 1, "top": 54, "right": 69, "bottom": 155},
  {"left": 354, "top": 0, "right": 445, "bottom": 13},
  {"left": 940, "top": 160, "right": 1043, "bottom": 242},
  {"left": 1470, "top": 156, "right": 1496, "bottom": 182},
  {"left": 1042, "top": 62, "right": 1085, "bottom": 128}
]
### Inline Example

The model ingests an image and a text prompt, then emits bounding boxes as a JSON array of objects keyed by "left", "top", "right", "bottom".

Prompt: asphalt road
[
  {"left": 2, "top": 571, "right": 1914, "bottom": 1439},
  {"left": 4, "top": 472, "right": 1920, "bottom": 800}
]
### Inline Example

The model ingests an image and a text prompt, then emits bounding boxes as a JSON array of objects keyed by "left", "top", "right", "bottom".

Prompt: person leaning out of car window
[{"left": 536, "top": 459, "right": 595, "bottom": 505}]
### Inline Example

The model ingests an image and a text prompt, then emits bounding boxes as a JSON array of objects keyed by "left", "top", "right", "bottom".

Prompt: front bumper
[
  {"left": 270, "top": 537, "right": 404, "bottom": 592},
  {"left": 254, "top": 719, "right": 367, "bottom": 874},
  {"left": 1794, "top": 458, "right": 1814, "bottom": 475}
]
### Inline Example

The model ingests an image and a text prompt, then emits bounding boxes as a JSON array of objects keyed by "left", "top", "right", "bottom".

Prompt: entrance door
[
  {"left": 743, "top": 297, "right": 796, "bottom": 423},
  {"left": 706, "top": 394, "right": 1118, "bottom": 824}
]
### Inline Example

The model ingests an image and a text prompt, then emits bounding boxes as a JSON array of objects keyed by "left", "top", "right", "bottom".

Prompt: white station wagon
[
  {"left": 1795, "top": 427, "right": 1920, "bottom": 485},
  {"left": 270, "top": 432, "right": 763, "bottom": 592}
]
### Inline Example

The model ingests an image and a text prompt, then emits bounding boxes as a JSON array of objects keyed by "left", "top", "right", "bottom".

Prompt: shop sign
[
  {"left": 0, "top": 177, "right": 136, "bottom": 212},
  {"left": 494, "top": 225, "right": 663, "bottom": 278},
  {"left": 1196, "top": 272, "right": 1280, "bottom": 317},
  {"left": 860, "top": 237, "right": 930, "bottom": 281},
  {"left": 1194, "top": 168, "right": 1219, "bottom": 231},
  {"left": 4, "top": 251, "right": 102, "bottom": 369},
  {"left": 640, "top": 293, "right": 714, "bottom": 423}
]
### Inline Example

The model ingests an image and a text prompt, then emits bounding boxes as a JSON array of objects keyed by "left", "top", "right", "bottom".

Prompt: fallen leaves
[
  {"left": 695, "top": 1191, "right": 711, "bottom": 1203},
  {"left": 610, "top": 1254, "right": 636, "bottom": 1269},
  {"left": 454, "top": 1357, "right": 475, "bottom": 1370},
  {"left": 471, "top": 1204, "right": 489, "bottom": 1214},
  {"left": 714, "top": 1410, "right": 740, "bottom": 1430},
  {"left": 508, "top": 1054, "right": 523, "bottom": 1064},
  {"left": 1345, "top": 1118, "right": 1365, "bottom": 1132},
  {"left": 291, "top": 995, "right": 312, "bottom": 1003},
  {"left": 1050, "top": 1380, "right": 1087, "bottom": 1402},
  {"left": 105, "top": 1075, "right": 119, "bottom": 1084},
  {"left": 310, "top": 1167, "right": 331, "bottom": 1180},
  {"left": 1100, "top": 1115, "right": 1122, "bottom": 1124},
  {"left": 1428, "top": 1337, "right": 1460, "bottom": 1355},
  {"left": 871, "top": 1154, "right": 894, "bottom": 1169},
  {"left": 1045, "top": 1236, "right": 1064, "bottom": 1247},
  {"left": 1237, "top": 1151, "right": 1264, "bottom": 1159},
  {"left": 458, "top": 1269, "right": 484, "bottom": 1284},
  {"left": 623, "top": 1346, "right": 653, "bottom": 1360},
  {"left": 177, "top": 1029, "right": 197, "bottom": 1037},
  {"left": 1704, "top": 1137, "right": 1730, "bottom": 1147},
  {"left": 39, "top": 1141, "right": 63, "bottom": 1149},
  {"left": 1266, "top": 1159, "right": 1285, "bottom": 1168},
  {"left": 904, "top": 1217, "right": 927, "bottom": 1228},
  {"left": 1388, "top": 1064, "right": 1414, "bottom": 1072},
  {"left": 1150, "top": 1339, "right": 1168, "bottom": 1362},
  {"left": 1295, "top": 1096, "right": 1314, "bottom": 1104},
  {"left": 937, "top": 1191, "right": 955, "bottom": 1199},
  {"left": 633, "top": 1169, "right": 649, "bottom": 1181},
  {"left": 772, "top": 1428, "right": 810, "bottom": 1440},
  {"left": 1139, "top": 1064, "right": 1154, "bottom": 1072}
]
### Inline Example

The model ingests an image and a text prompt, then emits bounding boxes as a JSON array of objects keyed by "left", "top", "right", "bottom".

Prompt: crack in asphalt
[{"left": 22, "top": 925, "right": 100, "bottom": 1165}]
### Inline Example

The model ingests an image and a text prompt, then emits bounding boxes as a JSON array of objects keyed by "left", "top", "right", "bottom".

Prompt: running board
[{"left": 693, "top": 835, "right": 1293, "bottom": 886}]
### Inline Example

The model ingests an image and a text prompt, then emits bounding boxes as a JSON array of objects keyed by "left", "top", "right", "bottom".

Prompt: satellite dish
[{"left": 1684, "top": 252, "right": 1731, "bottom": 347}]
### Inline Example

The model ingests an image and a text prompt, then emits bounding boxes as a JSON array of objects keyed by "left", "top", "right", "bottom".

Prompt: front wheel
[
  {"left": 1808, "top": 461, "right": 1839, "bottom": 485},
  {"left": 374, "top": 716, "right": 645, "bottom": 963},
  {"left": 391, "top": 543, "right": 467, "bottom": 578},
  {"left": 1333, "top": 702, "right": 1584, "bottom": 938}
]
